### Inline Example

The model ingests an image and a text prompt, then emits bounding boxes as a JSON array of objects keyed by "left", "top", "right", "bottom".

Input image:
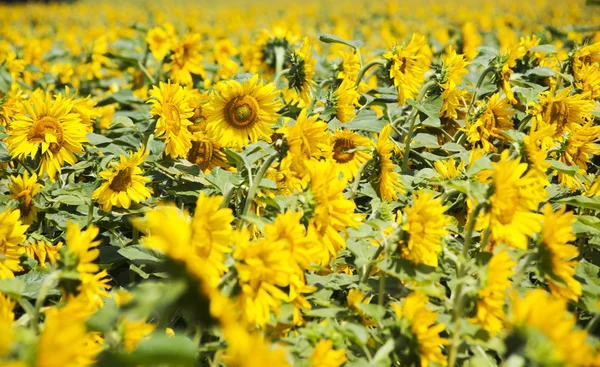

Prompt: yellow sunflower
[
  {"left": 384, "top": 33, "right": 432, "bottom": 105},
  {"left": 148, "top": 81, "right": 194, "bottom": 159},
  {"left": 539, "top": 205, "right": 581, "bottom": 302},
  {"left": 6, "top": 90, "right": 87, "bottom": 181},
  {"left": 0, "top": 89, "right": 22, "bottom": 127},
  {"left": 0, "top": 208, "right": 28, "bottom": 279},
  {"left": 333, "top": 78, "right": 360, "bottom": 123},
  {"left": 283, "top": 109, "right": 329, "bottom": 160},
  {"left": 91, "top": 147, "right": 153, "bottom": 211},
  {"left": 399, "top": 190, "right": 450, "bottom": 267},
  {"left": 287, "top": 37, "right": 316, "bottom": 105},
  {"left": 330, "top": 129, "right": 372, "bottom": 180},
  {"left": 206, "top": 75, "right": 282, "bottom": 150},
  {"left": 465, "top": 93, "right": 513, "bottom": 152},
  {"left": 166, "top": 32, "right": 206, "bottom": 86},
  {"left": 374, "top": 125, "right": 404, "bottom": 202},
  {"left": 187, "top": 131, "right": 231, "bottom": 173},
  {"left": 309, "top": 340, "right": 347, "bottom": 367},
  {"left": 9, "top": 171, "right": 42, "bottom": 224},
  {"left": 557, "top": 122, "right": 600, "bottom": 191}
]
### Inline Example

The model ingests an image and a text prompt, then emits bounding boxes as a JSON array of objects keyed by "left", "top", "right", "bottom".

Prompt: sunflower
[
  {"left": 0, "top": 208, "right": 27, "bottom": 279},
  {"left": 330, "top": 129, "right": 372, "bottom": 180},
  {"left": 461, "top": 22, "right": 482, "bottom": 61},
  {"left": 572, "top": 42, "right": 600, "bottom": 82},
  {"left": 91, "top": 147, "right": 153, "bottom": 211},
  {"left": 332, "top": 78, "right": 360, "bottom": 122},
  {"left": 397, "top": 292, "right": 449, "bottom": 367},
  {"left": 309, "top": 340, "right": 347, "bottom": 367},
  {"left": 283, "top": 109, "right": 329, "bottom": 160},
  {"left": 206, "top": 75, "right": 282, "bottom": 150},
  {"left": 120, "top": 318, "right": 156, "bottom": 353},
  {"left": 475, "top": 151, "right": 545, "bottom": 250},
  {"left": 433, "top": 157, "right": 464, "bottom": 179},
  {"left": 383, "top": 33, "right": 432, "bottom": 105},
  {"left": 465, "top": 93, "right": 513, "bottom": 152},
  {"left": 287, "top": 37, "right": 316, "bottom": 105},
  {"left": 374, "top": 125, "right": 404, "bottom": 202},
  {"left": 538, "top": 205, "right": 581, "bottom": 302},
  {"left": 337, "top": 51, "right": 361, "bottom": 81},
  {"left": 148, "top": 81, "right": 194, "bottom": 158},
  {"left": 187, "top": 131, "right": 231, "bottom": 173},
  {"left": 557, "top": 122, "right": 600, "bottom": 191},
  {"left": 0, "top": 89, "right": 22, "bottom": 127},
  {"left": 574, "top": 63, "right": 600, "bottom": 99},
  {"left": 508, "top": 289, "right": 596, "bottom": 366},
  {"left": 470, "top": 250, "right": 515, "bottom": 335},
  {"left": 9, "top": 171, "right": 42, "bottom": 224},
  {"left": 23, "top": 240, "right": 62, "bottom": 267},
  {"left": 6, "top": 90, "right": 87, "bottom": 180},
  {"left": 0, "top": 293, "right": 15, "bottom": 356},
  {"left": 166, "top": 32, "right": 206, "bottom": 86},
  {"left": 399, "top": 190, "right": 450, "bottom": 267},
  {"left": 146, "top": 23, "right": 176, "bottom": 61}
]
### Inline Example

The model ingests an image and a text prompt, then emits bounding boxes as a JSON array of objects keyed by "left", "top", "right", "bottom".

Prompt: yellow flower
[
  {"left": 234, "top": 236, "right": 292, "bottom": 327},
  {"left": 509, "top": 289, "right": 596, "bottom": 366},
  {"left": 6, "top": 90, "right": 87, "bottom": 180},
  {"left": 187, "top": 131, "right": 231, "bottom": 173},
  {"left": 288, "top": 37, "right": 316, "bottom": 104},
  {"left": 401, "top": 292, "right": 449, "bottom": 367},
  {"left": 539, "top": 205, "right": 581, "bottom": 302},
  {"left": 439, "top": 47, "right": 468, "bottom": 90},
  {"left": 333, "top": 78, "right": 359, "bottom": 123},
  {"left": 222, "top": 324, "right": 291, "bottom": 367},
  {"left": 476, "top": 151, "right": 545, "bottom": 250},
  {"left": 166, "top": 32, "right": 205, "bottom": 85},
  {"left": 148, "top": 81, "right": 194, "bottom": 159},
  {"left": 0, "top": 89, "right": 22, "bottom": 127},
  {"left": 434, "top": 157, "right": 464, "bottom": 179},
  {"left": 0, "top": 208, "right": 27, "bottom": 279},
  {"left": 120, "top": 318, "right": 156, "bottom": 353},
  {"left": 440, "top": 87, "right": 466, "bottom": 120},
  {"left": 65, "top": 222, "right": 101, "bottom": 275},
  {"left": 35, "top": 295, "right": 103, "bottom": 367},
  {"left": 466, "top": 93, "right": 513, "bottom": 152},
  {"left": 9, "top": 171, "right": 42, "bottom": 224},
  {"left": 337, "top": 51, "right": 361, "bottom": 81},
  {"left": 400, "top": 190, "right": 450, "bottom": 267},
  {"left": 283, "top": 109, "right": 329, "bottom": 160},
  {"left": 91, "top": 147, "right": 152, "bottom": 211},
  {"left": 206, "top": 75, "right": 282, "bottom": 150},
  {"left": 330, "top": 129, "right": 372, "bottom": 180},
  {"left": 557, "top": 122, "right": 600, "bottom": 191},
  {"left": 461, "top": 22, "right": 482, "bottom": 61},
  {"left": 574, "top": 63, "right": 600, "bottom": 99},
  {"left": 0, "top": 293, "right": 15, "bottom": 357},
  {"left": 146, "top": 23, "right": 176, "bottom": 61},
  {"left": 306, "top": 160, "right": 361, "bottom": 263},
  {"left": 470, "top": 250, "right": 515, "bottom": 335},
  {"left": 572, "top": 42, "right": 600, "bottom": 82},
  {"left": 309, "top": 340, "right": 347, "bottom": 367},
  {"left": 24, "top": 240, "right": 62, "bottom": 267},
  {"left": 384, "top": 33, "right": 432, "bottom": 104},
  {"left": 374, "top": 125, "right": 404, "bottom": 202},
  {"left": 347, "top": 288, "right": 375, "bottom": 326}
]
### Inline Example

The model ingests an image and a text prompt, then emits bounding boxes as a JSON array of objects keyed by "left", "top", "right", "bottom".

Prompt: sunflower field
[{"left": 2, "top": 0, "right": 600, "bottom": 366}]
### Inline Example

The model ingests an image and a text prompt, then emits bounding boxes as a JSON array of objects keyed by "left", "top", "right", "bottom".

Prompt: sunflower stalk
[
  {"left": 355, "top": 59, "right": 386, "bottom": 88},
  {"left": 240, "top": 151, "right": 279, "bottom": 224},
  {"left": 273, "top": 68, "right": 291, "bottom": 87},
  {"left": 274, "top": 46, "right": 286, "bottom": 76},
  {"left": 401, "top": 79, "right": 437, "bottom": 172},
  {"left": 350, "top": 159, "right": 372, "bottom": 200},
  {"left": 467, "top": 66, "right": 496, "bottom": 118}
]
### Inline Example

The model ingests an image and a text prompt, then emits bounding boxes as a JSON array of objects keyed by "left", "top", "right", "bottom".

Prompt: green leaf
[
  {"left": 343, "top": 110, "right": 386, "bottom": 132},
  {"left": 555, "top": 196, "right": 600, "bottom": 211},
  {"left": 528, "top": 44, "right": 557, "bottom": 54},
  {"left": 110, "top": 116, "right": 135, "bottom": 129},
  {"left": 118, "top": 245, "right": 164, "bottom": 264},
  {"left": 86, "top": 133, "right": 113, "bottom": 146},
  {"left": 546, "top": 159, "right": 579, "bottom": 176},
  {"left": 0, "top": 277, "right": 25, "bottom": 299},
  {"left": 319, "top": 34, "right": 363, "bottom": 49}
]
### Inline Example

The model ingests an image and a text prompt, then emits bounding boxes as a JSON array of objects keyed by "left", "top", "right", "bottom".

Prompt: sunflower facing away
[
  {"left": 91, "top": 147, "right": 153, "bottom": 211},
  {"left": 6, "top": 90, "right": 88, "bottom": 180},
  {"left": 206, "top": 74, "right": 282, "bottom": 150},
  {"left": 374, "top": 124, "right": 404, "bottom": 202},
  {"left": 287, "top": 37, "right": 316, "bottom": 105},
  {"left": 9, "top": 171, "right": 42, "bottom": 224},
  {"left": 148, "top": 81, "right": 194, "bottom": 159}
]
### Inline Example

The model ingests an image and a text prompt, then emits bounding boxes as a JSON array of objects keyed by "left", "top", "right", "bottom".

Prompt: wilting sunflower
[
  {"left": 331, "top": 78, "right": 360, "bottom": 122},
  {"left": 9, "top": 171, "right": 42, "bottom": 224},
  {"left": 187, "top": 131, "right": 230, "bottom": 173},
  {"left": 91, "top": 147, "right": 153, "bottom": 211},
  {"left": 373, "top": 125, "right": 404, "bottom": 202},
  {"left": 465, "top": 93, "right": 513, "bottom": 152},
  {"left": 330, "top": 129, "right": 372, "bottom": 180},
  {"left": 206, "top": 75, "right": 282, "bottom": 150},
  {"left": 538, "top": 205, "right": 581, "bottom": 302},
  {"left": 6, "top": 90, "right": 87, "bottom": 180},
  {"left": 287, "top": 37, "right": 316, "bottom": 105},
  {"left": 148, "top": 81, "right": 194, "bottom": 159},
  {"left": 399, "top": 190, "right": 450, "bottom": 267},
  {"left": 383, "top": 33, "right": 432, "bottom": 105},
  {"left": 470, "top": 250, "right": 515, "bottom": 335},
  {"left": 0, "top": 208, "right": 28, "bottom": 279}
]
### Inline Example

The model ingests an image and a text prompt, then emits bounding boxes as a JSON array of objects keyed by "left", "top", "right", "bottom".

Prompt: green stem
[
  {"left": 32, "top": 272, "right": 60, "bottom": 333},
  {"left": 274, "top": 46, "right": 286, "bottom": 76},
  {"left": 354, "top": 59, "right": 386, "bottom": 88},
  {"left": 586, "top": 313, "right": 600, "bottom": 333},
  {"left": 360, "top": 241, "right": 385, "bottom": 284},
  {"left": 240, "top": 152, "right": 279, "bottom": 221},
  {"left": 448, "top": 202, "right": 486, "bottom": 367},
  {"left": 87, "top": 199, "right": 94, "bottom": 227},
  {"left": 273, "top": 68, "right": 291, "bottom": 87},
  {"left": 517, "top": 114, "right": 533, "bottom": 132},
  {"left": 378, "top": 273, "right": 386, "bottom": 306},
  {"left": 18, "top": 298, "right": 37, "bottom": 332},
  {"left": 350, "top": 159, "right": 372, "bottom": 200},
  {"left": 467, "top": 66, "right": 495, "bottom": 118},
  {"left": 401, "top": 80, "right": 437, "bottom": 172},
  {"left": 220, "top": 184, "right": 236, "bottom": 210},
  {"left": 138, "top": 60, "right": 156, "bottom": 84}
]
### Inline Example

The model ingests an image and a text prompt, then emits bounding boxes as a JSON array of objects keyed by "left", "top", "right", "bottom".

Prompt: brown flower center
[
  {"left": 109, "top": 167, "right": 133, "bottom": 192},
  {"left": 224, "top": 95, "right": 259, "bottom": 128},
  {"left": 545, "top": 100, "right": 570, "bottom": 133},
  {"left": 188, "top": 138, "right": 214, "bottom": 170},
  {"left": 332, "top": 138, "right": 356, "bottom": 163},
  {"left": 27, "top": 116, "right": 64, "bottom": 154},
  {"left": 163, "top": 103, "right": 181, "bottom": 135}
]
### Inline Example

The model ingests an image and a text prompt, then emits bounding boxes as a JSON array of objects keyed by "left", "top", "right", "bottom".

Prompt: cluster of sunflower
[{"left": 1, "top": 0, "right": 600, "bottom": 366}]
